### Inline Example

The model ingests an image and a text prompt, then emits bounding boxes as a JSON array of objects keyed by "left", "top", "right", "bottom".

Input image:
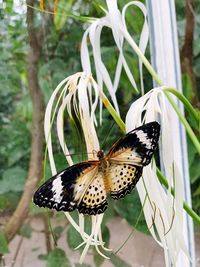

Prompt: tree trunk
[
  {"left": 5, "top": 0, "right": 46, "bottom": 241},
  {"left": 180, "top": 0, "right": 199, "bottom": 107}
]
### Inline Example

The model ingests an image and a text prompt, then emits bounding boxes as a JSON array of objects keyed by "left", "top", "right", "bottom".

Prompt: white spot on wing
[
  {"left": 51, "top": 176, "right": 63, "bottom": 203},
  {"left": 136, "top": 130, "right": 152, "bottom": 149}
]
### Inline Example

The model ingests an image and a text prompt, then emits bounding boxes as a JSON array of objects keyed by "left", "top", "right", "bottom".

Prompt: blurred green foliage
[
  {"left": 0, "top": 230, "right": 9, "bottom": 254},
  {"left": 0, "top": 0, "right": 199, "bottom": 266},
  {"left": 47, "top": 248, "right": 71, "bottom": 267}
]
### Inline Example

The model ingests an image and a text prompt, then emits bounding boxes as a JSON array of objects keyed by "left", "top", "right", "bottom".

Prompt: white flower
[
  {"left": 126, "top": 87, "right": 189, "bottom": 265},
  {"left": 44, "top": 73, "right": 111, "bottom": 263}
]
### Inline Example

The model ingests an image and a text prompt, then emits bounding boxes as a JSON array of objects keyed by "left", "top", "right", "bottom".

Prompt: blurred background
[{"left": 0, "top": 0, "right": 199, "bottom": 266}]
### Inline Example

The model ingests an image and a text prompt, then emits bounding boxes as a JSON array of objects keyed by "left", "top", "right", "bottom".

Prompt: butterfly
[{"left": 33, "top": 121, "right": 160, "bottom": 215}]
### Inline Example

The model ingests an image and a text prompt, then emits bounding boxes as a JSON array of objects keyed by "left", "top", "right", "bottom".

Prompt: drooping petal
[
  {"left": 126, "top": 87, "right": 189, "bottom": 264},
  {"left": 44, "top": 72, "right": 110, "bottom": 263}
]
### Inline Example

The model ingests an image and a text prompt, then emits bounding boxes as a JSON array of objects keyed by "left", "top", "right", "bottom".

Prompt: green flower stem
[
  {"left": 27, "top": 4, "right": 96, "bottom": 23},
  {"left": 99, "top": 90, "right": 126, "bottom": 133},
  {"left": 164, "top": 91, "right": 200, "bottom": 155},
  {"left": 164, "top": 88, "right": 199, "bottom": 125},
  {"left": 156, "top": 168, "right": 200, "bottom": 225}
]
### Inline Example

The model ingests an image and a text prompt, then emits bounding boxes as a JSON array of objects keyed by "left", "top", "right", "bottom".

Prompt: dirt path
[{"left": 4, "top": 216, "right": 200, "bottom": 267}]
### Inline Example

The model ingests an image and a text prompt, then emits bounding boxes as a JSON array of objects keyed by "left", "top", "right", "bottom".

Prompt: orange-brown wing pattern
[
  {"left": 78, "top": 171, "right": 108, "bottom": 215},
  {"left": 106, "top": 163, "right": 143, "bottom": 199}
]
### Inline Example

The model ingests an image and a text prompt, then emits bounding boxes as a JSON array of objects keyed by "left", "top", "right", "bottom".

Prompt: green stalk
[
  {"left": 164, "top": 88, "right": 199, "bottom": 125},
  {"left": 99, "top": 90, "right": 126, "bottom": 133},
  {"left": 27, "top": 4, "right": 96, "bottom": 23},
  {"left": 164, "top": 91, "right": 200, "bottom": 155}
]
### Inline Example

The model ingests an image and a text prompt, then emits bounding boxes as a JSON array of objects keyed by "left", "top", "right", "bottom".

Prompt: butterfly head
[{"left": 97, "top": 150, "right": 104, "bottom": 160}]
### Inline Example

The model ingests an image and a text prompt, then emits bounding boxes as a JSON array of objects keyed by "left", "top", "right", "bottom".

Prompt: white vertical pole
[{"left": 146, "top": 0, "right": 195, "bottom": 266}]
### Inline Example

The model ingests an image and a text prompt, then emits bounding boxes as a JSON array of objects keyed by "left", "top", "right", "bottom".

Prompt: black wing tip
[
  {"left": 149, "top": 121, "right": 160, "bottom": 131},
  {"left": 141, "top": 121, "right": 160, "bottom": 130},
  {"left": 129, "top": 121, "right": 160, "bottom": 135},
  {"left": 136, "top": 121, "right": 160, "bottom": 138}
]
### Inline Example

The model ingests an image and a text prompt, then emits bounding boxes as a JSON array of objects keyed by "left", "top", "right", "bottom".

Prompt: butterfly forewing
[
  {"left": 107, "top": 163, "right": 143, "bottom": 199},
  {"left": 107, "top": 121, "right": 160, "bottom": 166},
  {"left": 33, "top": 162, "right": 98, "bottom": 212}
]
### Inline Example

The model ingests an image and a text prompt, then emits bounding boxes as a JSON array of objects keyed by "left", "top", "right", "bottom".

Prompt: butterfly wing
[
  {"left": 107, "top": 121, "right": 160, "bottom": 166},
  {"left": 33, "top": 161, "right": 101, "bottom": 213},
  {"left": 77, "top": 171, "right": 108, "bottom": 215},
  {"left": 106, "top": 163, "right": 143, "bottom": 199},
  {"left": 106, "top": 122, "right": 160, "bottom": 199}
]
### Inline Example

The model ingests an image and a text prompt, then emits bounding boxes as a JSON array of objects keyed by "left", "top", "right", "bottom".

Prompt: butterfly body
[{"left": 33, "top": 122, "right": 160, "bottom": 215}]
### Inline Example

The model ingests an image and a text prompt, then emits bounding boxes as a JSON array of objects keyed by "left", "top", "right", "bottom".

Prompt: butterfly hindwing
[
  {"left": 107, "top": 163, "right": 143, "bottom": 199},
  {"left": 33, "top": 162, "right": 98, "bottom": 212},
  {"left": 78, "top": 171, "right": 108, "bottom": 215},
  {"left": 107, "top": 121, "right": 160, "bottom": 166}
]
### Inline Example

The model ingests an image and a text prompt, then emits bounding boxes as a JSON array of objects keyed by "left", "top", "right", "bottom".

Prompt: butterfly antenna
[
  {"left": 101, "top": 122, "right": 116, "bottom": 150},
  {"left": 65, "top": 151, "right": 98, "bottom": 160}
]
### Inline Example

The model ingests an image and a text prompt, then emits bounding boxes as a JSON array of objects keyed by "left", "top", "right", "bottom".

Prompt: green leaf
[
  {"left": 19, "top": 224, "right": 32, "bottom": 239},
  {"left": 182, "top": 73, "right": 193, "bottom": 103},
  {"left": 190, "top": 155, "right": 200, "bottom": 184},
  {"left": 113, "top": 192, "right": 148, "bottom": 234},
  {"left": 47, "top": 248, "right": 70, "bottom": 267},
  {"left": 0, "top": 167, "right": 27, "bottom": 194},
  {"left": 109, "top": 253, "right": 131, "bottom": 267},
  {"left": 0, "top": 230, "right": 9, "bottom": 254},
  {"left": 53, "top": 226, "right": 64, "bottom": 240},
  {"left": 0, "top": 195, "right": 9, "bottom": 209},
  {"left": 187, "top": 137, "right": 197, "bottom": 166},
  {"left": 193, "top": 186, "right": 200, "bottom": 197},
  {"left": 67, "top": 224, "right": 83, "bottom": 250},
  {"left": 93, "top": 250, "right": 104, "bottom": 267},
  {"left": 54, "top": 0, "right": 73, "bottom": 30},
  {"left": 67, "top": 216, "right": 91, "bottom": 250}
]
